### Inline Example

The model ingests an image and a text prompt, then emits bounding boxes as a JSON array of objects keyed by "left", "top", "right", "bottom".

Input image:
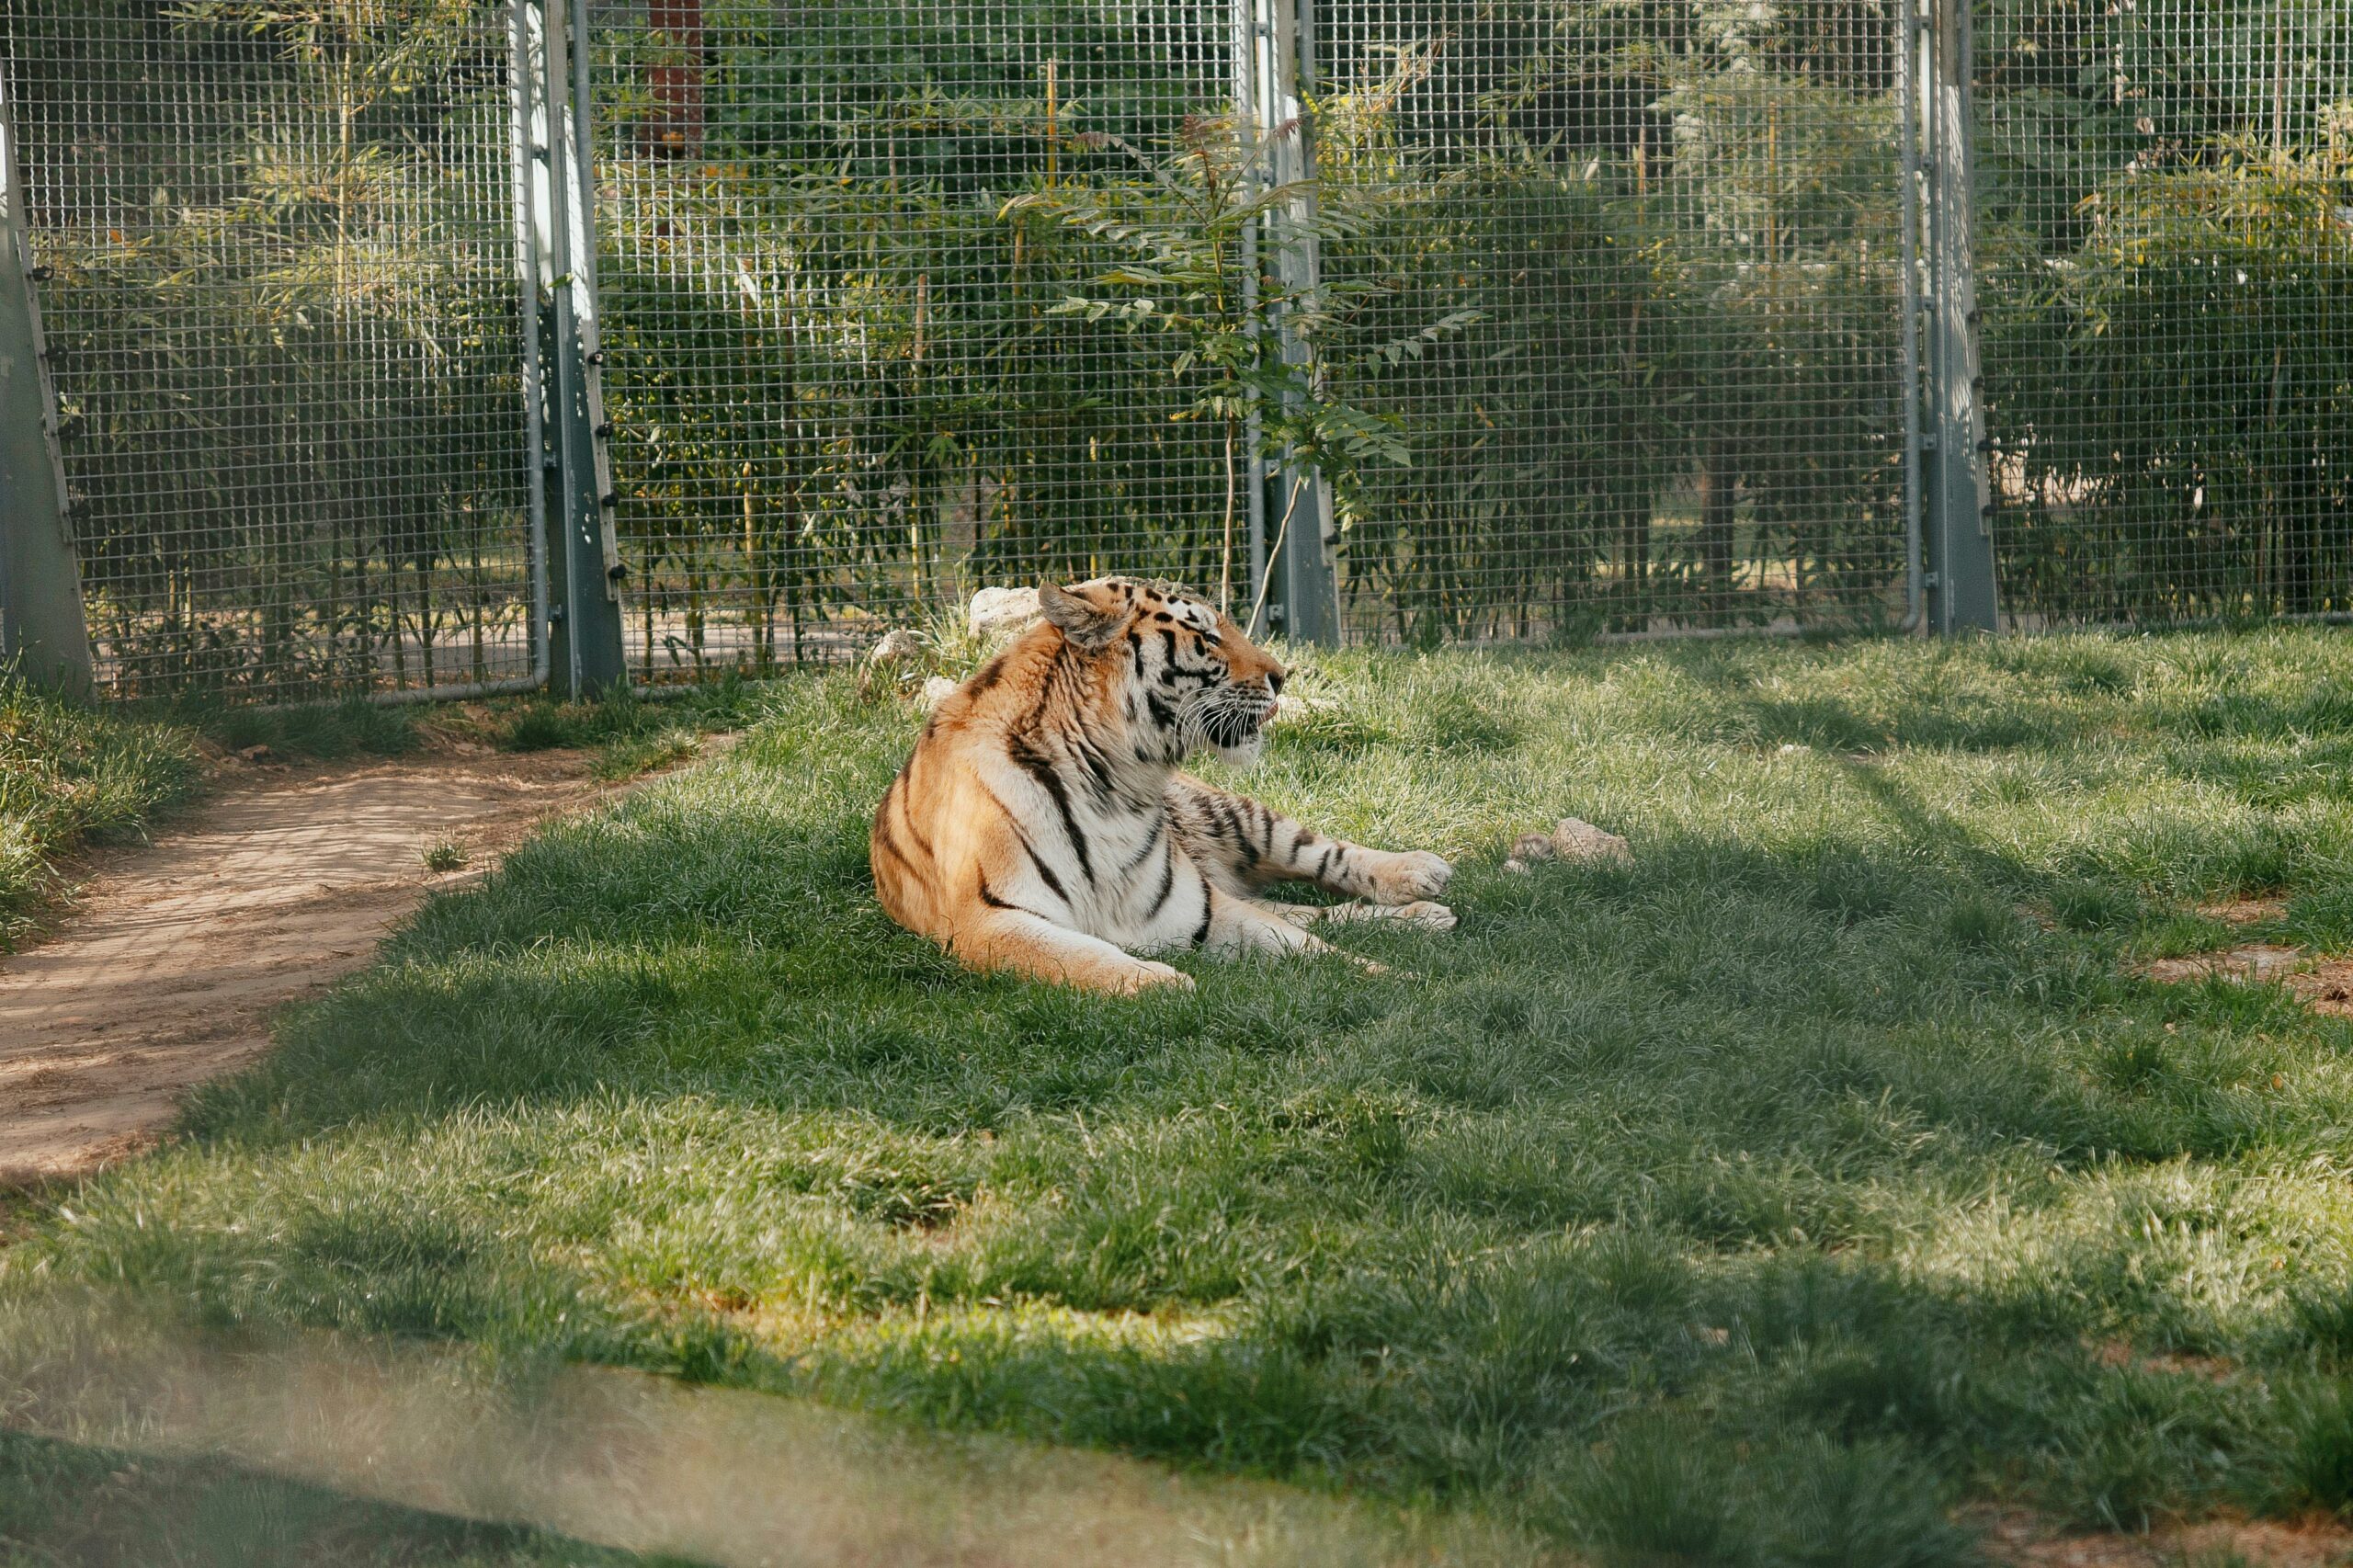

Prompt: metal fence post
[
  {"left": 524, "top": 0, "right": 628, "bottom": 697},
  {"left": 0, "top": 73, "right": 95, "bottom": 696},
  {"left": 1251, "top": 0, "right": 1339, "bottom": 646},
  {"left": 1922, "top": 0, "right": 1998, "bottom": 633}
]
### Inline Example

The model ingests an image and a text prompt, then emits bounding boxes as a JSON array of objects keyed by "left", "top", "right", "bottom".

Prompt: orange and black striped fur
[{"left": 870, "top": 577, "right": 1455, "bottom": 994}]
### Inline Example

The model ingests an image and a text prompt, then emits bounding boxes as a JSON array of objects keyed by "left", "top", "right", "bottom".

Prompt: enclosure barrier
[
  {"left": 1, "top": 0, "right": 546, "bottom": 701},
  {"left": 1, "top": 0, "right": 2345, "bottom": 699}
]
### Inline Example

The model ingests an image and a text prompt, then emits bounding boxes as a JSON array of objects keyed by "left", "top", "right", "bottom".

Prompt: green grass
[
  {"left": 0, "top": 676, "right": 756, "bottom": 949},
  {"left": 177, "top": 691, "right": 426, "bottom": 762},
  {"left": 496, "top": 677, "right": 761, "bottom": 780},
  {"left": 0, "top": 1430, "right": 681, "bottom": 1567},
  {"left": 0, "top": 673, "right": 199, "bottom": 945},
  {"left": 17, "top": 629, "right": 2353, "bottom": 1558}
]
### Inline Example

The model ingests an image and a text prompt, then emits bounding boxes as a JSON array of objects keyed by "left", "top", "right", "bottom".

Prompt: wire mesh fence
[
  {"left": 0, "top": 0, "right": 539, "bottom": 701},
  {"left": 2, "top": 0, "right": 2347, "bottom": 700},
  {"left": 583, "top": 0, "right": 1239, "bottom": 680},
  {"left": 582, "top": 0, "right": 1915, "bottom": 672},
  {"left": 1976, "top": 0, "right": 2353, "bottom": 627},
  {"left": 1312, "top": 0, "right": 1910, "bottom": 642}
]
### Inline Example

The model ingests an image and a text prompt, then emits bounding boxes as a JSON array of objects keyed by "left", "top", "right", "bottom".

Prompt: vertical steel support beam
[
  {"left": 509, "top": 0, "right": 553, "bottom": 690},
  {"left": 1233, "top": 0, "right": 1269, "bottom": 631},
  {"left": 1923, "top": 0, "right": 1998, "bottom": 632},
  {"left": 526, "top": 0, "right": 627, "bottom": 696},
  {"left": 1250, "top": 0, "right": 1338, "bottom": 645},
  {"left": 0, "top": 73, "right": 94, "bottom": 695},
  {"left": 1897, "top": 0, "right": 1926, "bottom": 631}
]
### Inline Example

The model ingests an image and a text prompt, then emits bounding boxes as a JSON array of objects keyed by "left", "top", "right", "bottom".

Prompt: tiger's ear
[{"left": 1038, "top": 581, "right": 1124, "bottom": 650}]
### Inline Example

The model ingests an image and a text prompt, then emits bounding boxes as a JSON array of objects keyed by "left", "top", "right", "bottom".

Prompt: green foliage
[
  {"left": 13, "top": 0, "right": 2348, "bottom": 687},
  {"left": 1977, "top": 0, "right": 2353, "bottom": 622},
  {"left": 584, "top": 0, "right": 1918, "bottom": 654},
  {"left": 1003, "top": 112, "right": 1478, "bottom": 617}
]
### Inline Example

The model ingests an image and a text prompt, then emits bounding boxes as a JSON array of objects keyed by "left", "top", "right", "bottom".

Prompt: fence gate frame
[
  {"left": 1238, "top": 0, "right": 1341, "bottom": 646},
  {"left": 0, "top": 0, "right": 2108, "bottom": 706},
  {"left": 0, "top": 66, "right": 94, "bottom": 696},
  {"left": 1919, "top": 0, "right": 1999, "bottom": 633},
  {"left": 515, "top": 0, "right": 629, "bottom": 698}
]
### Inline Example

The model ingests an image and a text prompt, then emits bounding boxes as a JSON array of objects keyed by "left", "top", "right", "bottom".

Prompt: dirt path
[{"left": 0, "top": 748, "right": 622, "bottom": 1186}]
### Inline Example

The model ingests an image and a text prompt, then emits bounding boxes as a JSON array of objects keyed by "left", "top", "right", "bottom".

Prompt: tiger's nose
[{"left": 1267, "top": 671, "right": 1285, "bottom": 697}]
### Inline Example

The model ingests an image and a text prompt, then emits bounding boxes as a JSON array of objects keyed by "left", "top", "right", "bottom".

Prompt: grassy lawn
[
  {"left": 0, "top": 676, "right": 199, "bottom": 945},
  {"left": 0, "top": 674, "right": 755, "bottom": 949},
  {"left": 13, "top": 629, "right": 2353, "bottom": 1561}
]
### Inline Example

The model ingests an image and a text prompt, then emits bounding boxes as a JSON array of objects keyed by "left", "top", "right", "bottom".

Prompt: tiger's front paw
[
  {"left": 1390, "top": 900, "right": 1457, "bottom": 931},
  {"left": 1123, "top": 959, "right": 1197, "bottom": 994},
  {"left": 1368, "top": 850, "right": 1452, "bottom": 905}
]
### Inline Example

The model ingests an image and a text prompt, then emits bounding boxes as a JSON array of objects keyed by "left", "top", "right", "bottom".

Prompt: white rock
[
  {"left": 867, "top": 628, "right": 926, "bottom": 665},
  {"left": 917, "top": 675, "right": 960, "bottom": 711},
  {"left": 967, "top": 585, "right": 1041, "bottom": 642},
  {"left": 1778, "top": 742, "right": 1811, "bottom": 756}
]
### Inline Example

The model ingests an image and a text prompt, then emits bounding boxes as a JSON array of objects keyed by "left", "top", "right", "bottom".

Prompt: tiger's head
[{"left": 1037, "top": 577, "right": 1286, "bottom": 767}]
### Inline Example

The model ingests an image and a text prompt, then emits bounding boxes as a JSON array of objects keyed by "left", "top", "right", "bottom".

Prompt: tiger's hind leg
[
  {"left": 1201, "top": 885, "right": 1399, "bottom": 974},
  {"left": 949, "top": 907, "right": 1192, "bottom": 995},
  {"left": 1167, "top": 777, "right": 1453, "bottom": 909},
  {"left": 1254, "top": 898, "right": 1457, "bottom": 932}
]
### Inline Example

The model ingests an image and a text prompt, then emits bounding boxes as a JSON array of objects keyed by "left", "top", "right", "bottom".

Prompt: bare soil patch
[
  {"left": 2141, "top": 943, "right": 2353, "bottom": 1019},
  {"left": 2143, "top": 943, "right": 2308, "bottom": 985},
  {"left": 2198, "top": 897, "right": 2290, "bottom": 927},
  {"left": 1976, "top": 1508, "right": 2353, "bottom": 1567},
  {"left": 0, "top": 745, "right": 640, "bottom": 1186}
]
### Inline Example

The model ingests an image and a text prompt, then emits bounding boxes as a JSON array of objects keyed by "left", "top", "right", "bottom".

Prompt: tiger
[{"left": 870, "top": 576, "right": 1455, "bottom": 994}]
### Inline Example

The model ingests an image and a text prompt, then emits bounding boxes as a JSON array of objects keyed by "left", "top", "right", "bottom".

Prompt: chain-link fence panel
[
  {"left": 1976, "top": 0, "right": 2353, "bottom": 628},
  {"left": 584, "top": 0, "right": 1239, "bottom": 678},
  {"left": 11, "top": 0, "right": 2346, "bottom": 698},
  {"left": 1, "top": 0, "right": 539, "bottom": 701},
  {"left": 584, "top": 0, "right": 1914, "bottom": 666},
  {"left": 1313, "top": 0, "right": 1912, "bottom": 641}
]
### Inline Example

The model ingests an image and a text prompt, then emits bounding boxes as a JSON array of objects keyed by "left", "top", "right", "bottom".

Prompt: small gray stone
[{"left": 917, "top": 675, "right": 960, "bottom": 711}]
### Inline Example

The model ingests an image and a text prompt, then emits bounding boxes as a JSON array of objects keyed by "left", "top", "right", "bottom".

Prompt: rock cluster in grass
[
  {"left": 865, "top": 589, "right": 1040, "bottom": 711},
  {"left": 859, "top": 628, "right": 932, "bottom": 702},
  {"left": 1504, "top": 817, "right": 1631, "bottom": 874}
]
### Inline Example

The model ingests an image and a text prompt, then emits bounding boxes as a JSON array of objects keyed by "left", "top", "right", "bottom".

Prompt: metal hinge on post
[
  {"left": 0, "top": 71, "right": 96, "bottom": 696},
  {"left": 514, "top": 0, "right": 627, "bottom": 697},
  {"left": 1236, "top": 0, "right": 1338, "bottom": 646},
  {"left": 1920, "top": 0, "right": 1999, "bottom": 633}
]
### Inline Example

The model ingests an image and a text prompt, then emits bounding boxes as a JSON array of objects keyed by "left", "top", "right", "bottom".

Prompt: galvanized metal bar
[
  {"left": 510, "top": 0, "right": 553, "bottom": 689},
  {"left": 0, "top": 70, "right": 94, "bottom": 696},
  {"left": 1923, "top": 0, "right": 1998, "bottom": 633},
  {"left": 1898, "top": 0, "right": 1926, "bottom": 632},
  {"left": 1233, "top": 0, "right": 1269, "bottom": 632},
  {"left": 539, "top": 0, "right": 629, "bottom": 695},
  {"left": 1258, "top": 0, "right": 1337, "bottom": 645}
]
